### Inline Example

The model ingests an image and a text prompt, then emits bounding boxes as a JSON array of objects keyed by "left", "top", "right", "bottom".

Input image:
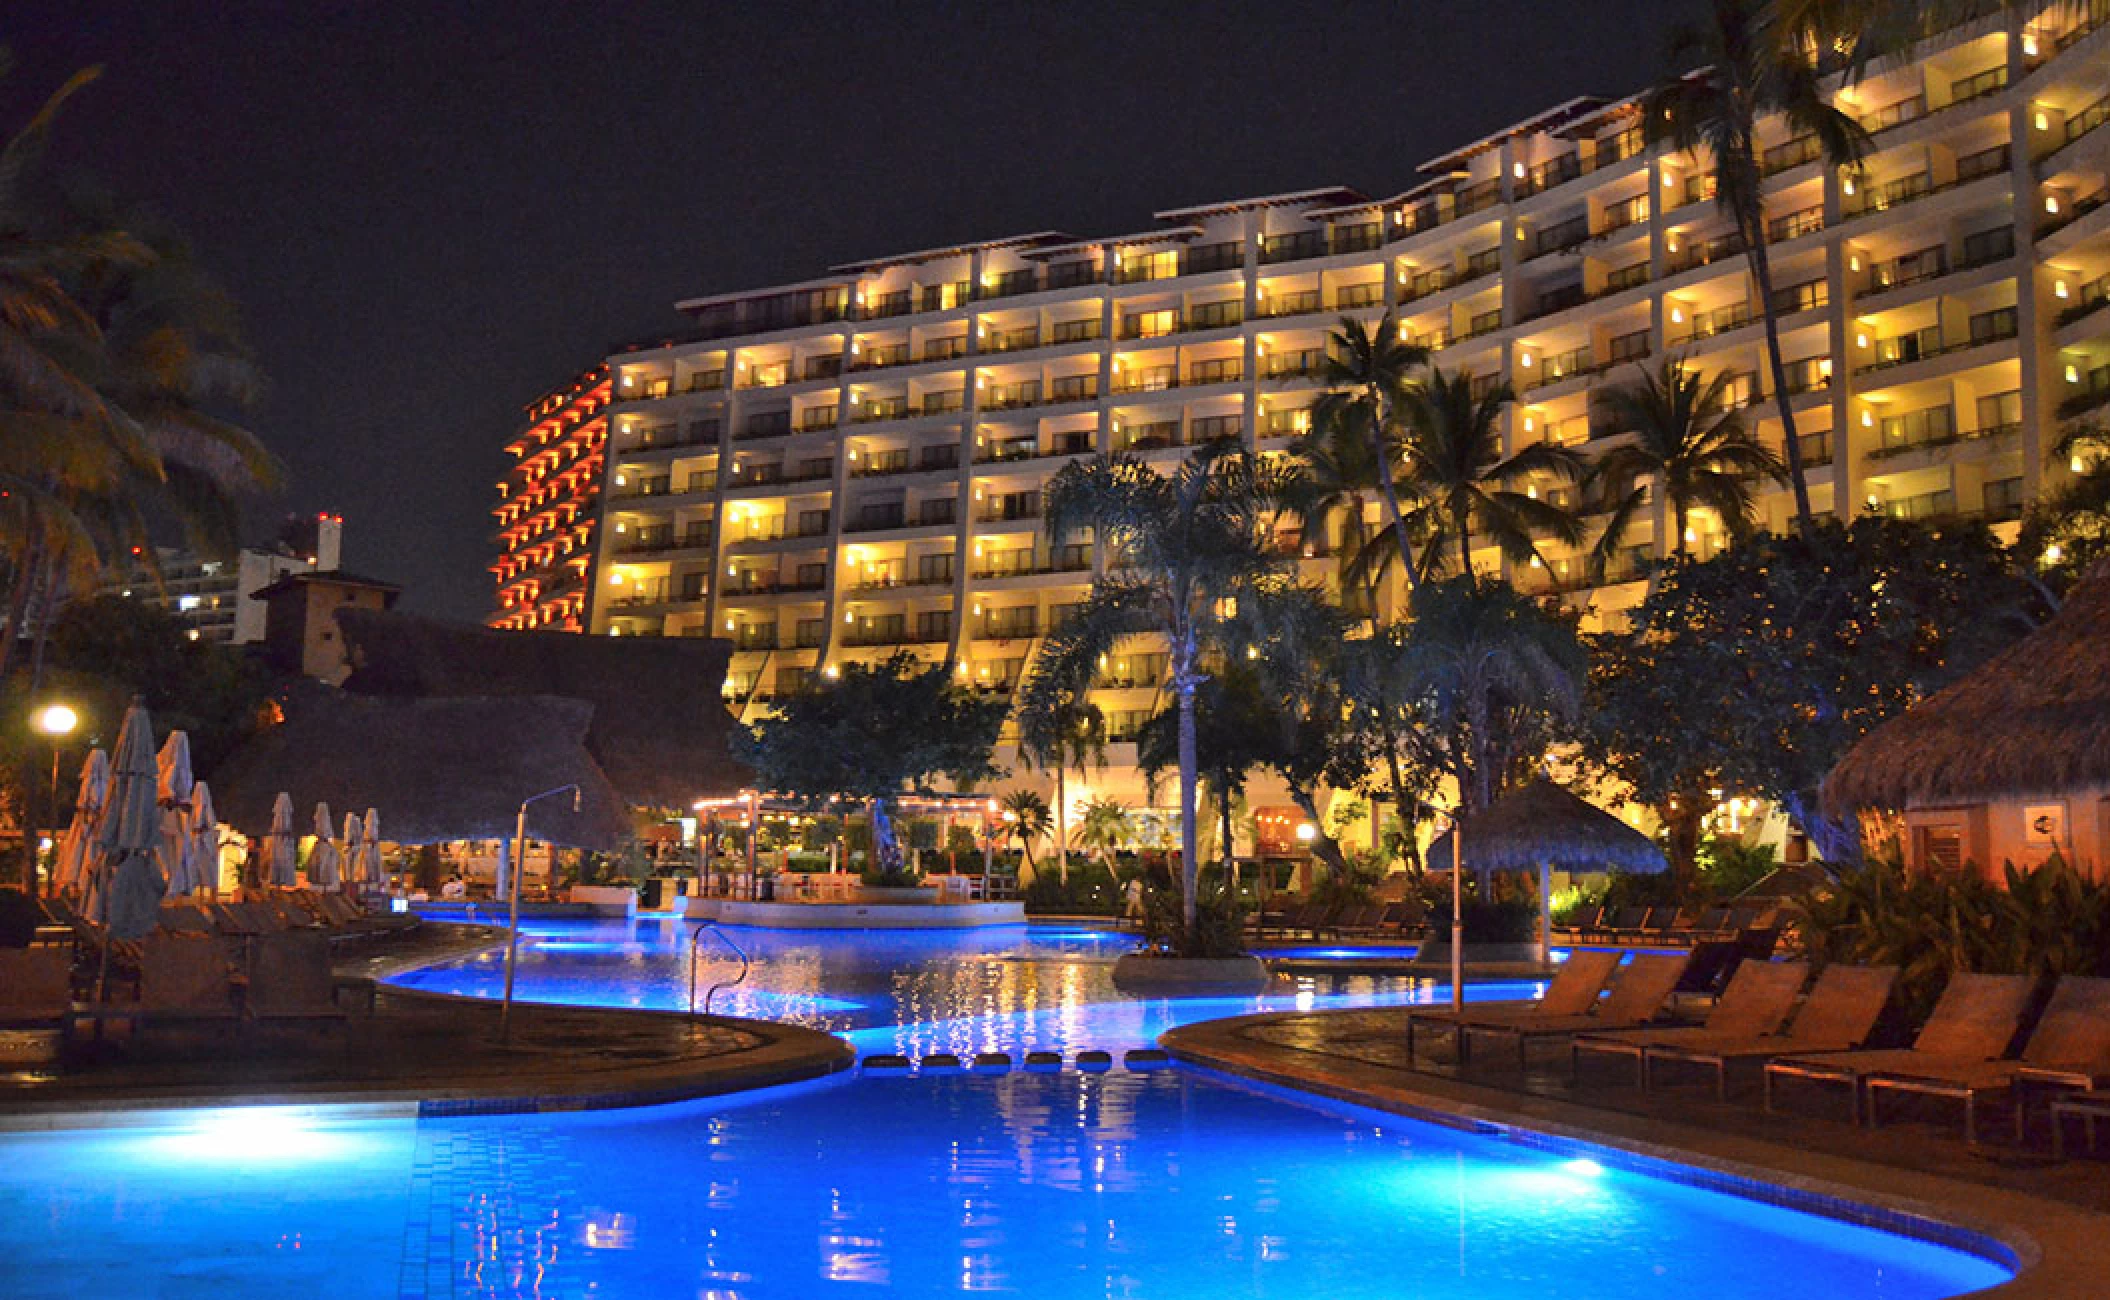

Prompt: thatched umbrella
[
  {"left": 1428, "top": 779, "right": 1668, "bottom": 965},
  {"left": 212, "top": 690, "right": 626, "bottom": 852},
  {"left": 332, "top": 606, "right": 750, "bottom": 808},
  {"left": 1825, "top": 558, "right": 2110, "bottom": 818}
]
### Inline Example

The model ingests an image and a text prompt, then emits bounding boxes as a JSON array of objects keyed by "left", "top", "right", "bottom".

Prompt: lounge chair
[
  {"left": 1863, "top": 975, "right": 2110, "bottom": 1143},
  {"left": 1454, "top": 951, "right": 1692, "bottom": 1068},
  {"left": 1603, "top": 906, "right": 1649, "bottom": 944},
  {"left": 245, "top": 930, "right": 348, "bottom": 1029},
  {"left": 1640, "top": 963, "right": 1898, "bottom": 1097},
  {"left": 1571, "top": 960, "right": 1810, "bottom": 1094},
  {"left": 1763, "top": 972, "right": 2036, "bottom": 1127},
  {"left": 68, "top": 934, "right": 243, "bottom": 1039},
  {"left": 1406, "top": 948, "right": 1623, "bottom": 1061},
  {"left": 0, "top": 945, "right": 72, "bottom": 1031}
]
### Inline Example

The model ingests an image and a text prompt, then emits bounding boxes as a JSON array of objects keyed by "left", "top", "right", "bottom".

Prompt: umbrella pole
[
  {"left": 1538, "top": 860, "right": 1551, "bottom": 969},
  {"left": 500, "top": 807, "right": 527, "bottom": 1043},
  {"left": 1450, "top": 817, "right": 1464, "bottom": 1013}
]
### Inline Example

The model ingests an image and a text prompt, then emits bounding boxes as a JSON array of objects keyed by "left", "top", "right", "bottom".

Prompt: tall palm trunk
[
  {"left": 1454, "top": 500, "right": 1474, "bottom": 579},
  {"left": 1055, "top": 766, "right": 1068, "bottom": 883},
  {"left": 1365, "top": 385, "right": 1423, "bottom": 598},
  {"left": 1175, "top": 671, "right": 1201, "bottom": 941},
  {"left": 1743, "top": 212, "right": 1815, "bottom": 529},
  {"left": 0, "top": 536, "right": 43, "bottom": 684}
]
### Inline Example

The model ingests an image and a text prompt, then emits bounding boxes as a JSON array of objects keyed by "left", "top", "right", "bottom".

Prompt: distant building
[
  {"left": 104, "top": 514, "right": 345, "bottom": 644},
  {"left": 252, "top": 568, "right": 401, "bottom": 684},
  {"left": 490, "top": 365, "right": 609, "bottom": 632}
]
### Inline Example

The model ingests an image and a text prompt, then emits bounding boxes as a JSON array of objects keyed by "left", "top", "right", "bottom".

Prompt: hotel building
[
  {"left": 492, "top": 365, "right": 613, "bottom": 633},
  {"left": 515, "top": 5, "right": 2110, "bottom": 819}
]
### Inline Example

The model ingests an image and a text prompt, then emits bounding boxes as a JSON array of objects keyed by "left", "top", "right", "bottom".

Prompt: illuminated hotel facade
[
  {"left": 492, "top": 365, "right": 612, "bottom": 633},
  {"left": 516, "top": 5, "right": 2110, "bottom": 820}
]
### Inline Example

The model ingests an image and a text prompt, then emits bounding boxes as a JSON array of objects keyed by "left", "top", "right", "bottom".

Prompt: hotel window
[
  {"left": 915, "top": 610, "right": 953, "bottom": 643},
  {"left": 1126, "top": 308, "right": 1178, "bottom": 340},
  {"left": 1050, "top": 317, "right": 1101, "bottom": 344},
  {"left": 1976, "top": 390, "right": 2022, "bottom": 434},
  {"left": 917, "top": 552, "right": 955, "bottom": 584}
]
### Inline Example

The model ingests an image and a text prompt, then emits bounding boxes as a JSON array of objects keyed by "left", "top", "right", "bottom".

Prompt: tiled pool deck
[{"left": 1165, "top": 1008, "right": 2110, "bottom": 1300}]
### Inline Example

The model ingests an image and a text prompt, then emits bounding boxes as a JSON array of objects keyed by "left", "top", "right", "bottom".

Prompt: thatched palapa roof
[
  {"left": 333, "top": 607, "right": 749, "bottom": 809},
  {"left": 1427, "top": 778, "right": 1667, "bottom": 874},
  {"left": 1825, "top": 559, "right": 2110, "bottom": 813},
  {"left": 210, "top": 687, "right": 628, "bottom": 848}
]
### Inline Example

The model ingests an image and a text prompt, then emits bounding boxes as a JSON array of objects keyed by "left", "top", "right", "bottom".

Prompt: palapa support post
[{"left": 1450, "top": 812, "right": 1465, "bottom": 1013}]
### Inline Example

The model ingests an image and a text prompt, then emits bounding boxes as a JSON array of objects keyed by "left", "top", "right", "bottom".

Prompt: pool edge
[{"left": 1162, "top": 1010, "right": 2110, "bottom": 1300}]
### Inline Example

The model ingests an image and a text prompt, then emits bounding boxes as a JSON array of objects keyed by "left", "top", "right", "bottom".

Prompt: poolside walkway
[
  {"left": 1167, "top": 1007, "right": 2110, "bottom": 1300},
  {"left": 0, "top": 923, "right": 853, "bottom": 1121}
]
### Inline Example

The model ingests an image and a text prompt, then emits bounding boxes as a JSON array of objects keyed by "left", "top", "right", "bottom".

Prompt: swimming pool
[
  {"left": 0, "top": 1069, "right": 2009, "bottom": 1299},
  {"left": 387, "top": 916, "right": 1512, "bottom": 1056}
]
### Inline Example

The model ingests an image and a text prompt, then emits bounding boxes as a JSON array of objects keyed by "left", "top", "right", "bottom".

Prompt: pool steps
[{"left": 858, "top": 1049, "right": 1173, "bottom": 1076}]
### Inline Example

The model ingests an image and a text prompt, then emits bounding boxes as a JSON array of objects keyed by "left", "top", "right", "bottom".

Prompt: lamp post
[
  {"left": 1449, "top": 809, "right": 1466, "bottom": 1012},
  {"left": 30, "top": 703, "right": 77, "bottom": 895},
  {"left": 499, "top": 782, "right": 582, "bottom": 1042}
]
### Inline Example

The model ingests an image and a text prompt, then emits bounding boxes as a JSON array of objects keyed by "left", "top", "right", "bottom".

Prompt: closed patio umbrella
[
  {"left": 308, "top": 801, "right": 341, "bottom": 891},
  {"left": 90, "top": 700, "right": 165, "bottom": 942},
  {"left": 341, "top": 811, "right": 364, "bottom": 890},
  {"left": 155, "top": 731, "right": 198, "bottom": 897},
  {"left": 189, "top": 781, "right": 221, "bottom": 897},
  {"left": 264, "top": 792, "right": 298, "bottom": 888},
  {"left": 51, "top": 748, "right": 108, "bottom": 897},
  {"left": 362, "top": 808, "right": 384, "bottom": 894}
]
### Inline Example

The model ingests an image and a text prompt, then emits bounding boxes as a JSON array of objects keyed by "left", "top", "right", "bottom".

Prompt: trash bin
[{"left": 759, "top": 876, "right": 777, "bottom": 902}]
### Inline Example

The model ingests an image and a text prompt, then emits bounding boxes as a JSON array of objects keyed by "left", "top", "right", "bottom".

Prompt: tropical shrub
[
  {"left": 1137, "top": 879, "right": 1246, "bottom": 958},
  {"left": 1798, "top": 856, "right": 2110, "bottom": 1022},
  {"left": 1021, "top": 859, "right": 1123, "bottom": 916}
]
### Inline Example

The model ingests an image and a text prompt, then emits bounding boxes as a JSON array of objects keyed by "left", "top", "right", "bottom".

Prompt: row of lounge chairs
[
  {"left": 1564, "top": 903, "right": 1785, "bottom": 948},
  {"left": 1250, "top": 898, "right": 1424, "bottom": 941},
  {"left": 0, "top": 892, "right": 390, "bottom": 1041},
  {"left": 1406, "top": 951, "right": 2110, "bottom": 1147}
]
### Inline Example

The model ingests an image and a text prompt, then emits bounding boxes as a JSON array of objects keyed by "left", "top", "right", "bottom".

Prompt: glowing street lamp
[{"left": 31, "top": 703, "right": 78, "bottom": 894}]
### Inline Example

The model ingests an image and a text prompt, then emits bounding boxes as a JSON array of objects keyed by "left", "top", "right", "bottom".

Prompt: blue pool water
[
  {"left": 0, "top": 1070, "right": 2008, "bottom": 1299},
  {"left": 388, "top": 916, "right": 1512, "bottom": 1056}
]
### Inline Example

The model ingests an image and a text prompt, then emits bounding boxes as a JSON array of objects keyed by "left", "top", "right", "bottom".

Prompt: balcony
[
  {"left": 1760, "top": 134, "right": 1821, "bottom": 176},
  {"left": 2056, "top": 272, "right": 2110, "bottom": 327},
  {"left": 1856, "top": 310, "right": 2018, "bottom": 374},
  {"left": 1859, "top": 92, "right": 1927, "bottom": 135},
  {"left": 974, "top": 543, "right": 1093, "bottom": 580},
  {"left": 1583, "top": 126, "right": 1646, "bottom": 175},
  {"left": 1526, "top": 214, "right": 1591, "bottom": 260},
  {"left": 738, "top": 412, "right": 793, "bottom": 440},
  {"left": 2060, "top": 363, "right": 2110, "bottom": 418},
  {"left": 1867, "top": 244, "right": 1948, "bottom": 293},
  {"left": 1766, "top": 204, "right": 1823, "bottom": 243},
  {"left": 1263, "top": 347, "right": 1329, "bottom": 380},
  {"left": 1259, "top": 230, "right": 1328, "bottom": 265},
  {"left": 1520, "top": 153, "right": 1582, "bottom": 197},
  {"left": 1183, "top": 241, "right": 1245, "bottom": 275},
  {"left": 1672, "top": 300, "right": 1752, "bottom": 343}
]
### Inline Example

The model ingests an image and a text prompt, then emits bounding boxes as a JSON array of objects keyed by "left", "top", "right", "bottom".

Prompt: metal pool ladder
[{"left": 688, "top": 919, "right": 750, "bottom": 1017}]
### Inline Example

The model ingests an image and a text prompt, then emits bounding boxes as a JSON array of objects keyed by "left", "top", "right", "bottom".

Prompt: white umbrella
[
  {"left": 341, "top": 811, "right": 364, "bottom": 889},
  {"left": 362, "top": 808, "right": 384, "bottom": 894},
  {"left": 308, "top": 801, "right": 341, "bottom": 891},
  {"left": 90, "top": 700, "right": 164, "bottom": 942},
  {"left": 51, "top": 749, "right": 108, "bottom": 897},
  {"left": 188, "top": 781, "right": 220, "bottom": 897},
  {"left": 264, "top": 792, "right": 298, "bottom": 889},
  {"left": 155, "top": 731, "right": 197, "bottom": 897}
]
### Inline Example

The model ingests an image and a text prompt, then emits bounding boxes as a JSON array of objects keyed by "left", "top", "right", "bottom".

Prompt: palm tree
[
  {"left": 1012, "top": 681, "right": 1105, "bottom": 882},
  {"left": 1643, "top": 0, "right": 1871, "bottom": 528},
  {"left": 1395, "top": 576, "right": 1586, "bottom": 817},
  {"left": 1000, "top": 788, "right": 1051, "bottom": 878},
  {"left": 1031, "top": 442, "right": 1281, "bottom": 944},
  {"left": 1280, "top": 414, "right": 1392, "bottom": 616},
  {"left": 1371, "top": 366, "right": 1584, "bottom": 583},
  {"left": 1071, "top": 796, "right": 1131, "bottom": 871},
  {"left": 1586, "top": 358, "right": 1787, "bottom": 571},
  {"left": 1310, "top": 312, "right": 1428, "bottom": 595}
]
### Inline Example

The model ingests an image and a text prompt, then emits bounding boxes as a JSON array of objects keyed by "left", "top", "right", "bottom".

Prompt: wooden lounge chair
[
  {"left": 245, "top": 930, "right": 348, "bottom": 1029},
  {"left": 1571, "top": 960, "right": 1810, "bottom": 1094},
  {"left": 1640, "top": 963, "right": 1898, "bottom": 1097},
  {"left": 1863, "top": 975, "right": 2110, "bottom": 1143},
  {"left": 1603, "top": 906, "right": 1649, "bottom": 944},
  {"left": 1763, "top": 972, "right": 2036, "bottom": 1127},
  {"left": 1406, "top": 948, "right": 1624, "bottom": 1060},
  {"left": 67, "top": 934, "right": 243, "bottom": 1039},
  {"left": 0, "top": 945, "right": 72, "bottom": 1032},
  {"left": 1456, "top": 951, "right": 1693, "bottom": 1068}
]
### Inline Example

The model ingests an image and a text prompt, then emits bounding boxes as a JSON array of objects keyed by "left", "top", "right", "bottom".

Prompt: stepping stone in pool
[
  {"left": 1075, "top": 1050, "right": 1113, "bottom": 1073},
  {"left": 920, "top": 1052, "right": 966, "bottom": 1074},
  {"left": 1023, "top": 1051, "right": 1063, "bottom": 1073},
  {"left": 971, "top": 1052, "right": 1013, "bottom": 1073},
  {"left": 860, "top": 1054, "right": 912, "bottom": 1075},
  {"left": 1124, "top": 1049, "right": 1172, "bottom": 1071}
]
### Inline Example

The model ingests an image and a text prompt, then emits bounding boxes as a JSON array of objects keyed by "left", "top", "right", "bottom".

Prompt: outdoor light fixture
[
  {"left": 1295, "top": 822, "right": 1317, "bottom": 844},
  {"left": 2023, "top": 31, "right": 2040, "bottom": 56},
  {"left": 32, "top": 703, "right": 78, "bottom": 739},
  {"left": 2056, "top": 279, "right": 2070, "bottom": 299},
  {"left": 2047, "top": 196, "right": 2062, "bottom": 214},
  {"left": 2035, "top": 110, "right": 2050, "bottom": 132}
]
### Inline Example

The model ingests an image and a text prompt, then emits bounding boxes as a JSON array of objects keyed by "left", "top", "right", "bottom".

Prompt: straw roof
[
  {"left": 333, "top": 607, "right": 749, "bottom": 809},
  {"left": 1426, "top": 779, "right": 1667, "bottom": 874},
  {"left": 209, "top": 687, "right": 628, "bottom": 849},
  {"left": 1825, "top": 559, "right": 2110, "bottom": 813}
]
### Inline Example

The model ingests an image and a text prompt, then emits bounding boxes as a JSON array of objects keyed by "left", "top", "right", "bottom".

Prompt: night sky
[{"left": 11, "top": 0, "right": 1703, "bottom": 619}]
